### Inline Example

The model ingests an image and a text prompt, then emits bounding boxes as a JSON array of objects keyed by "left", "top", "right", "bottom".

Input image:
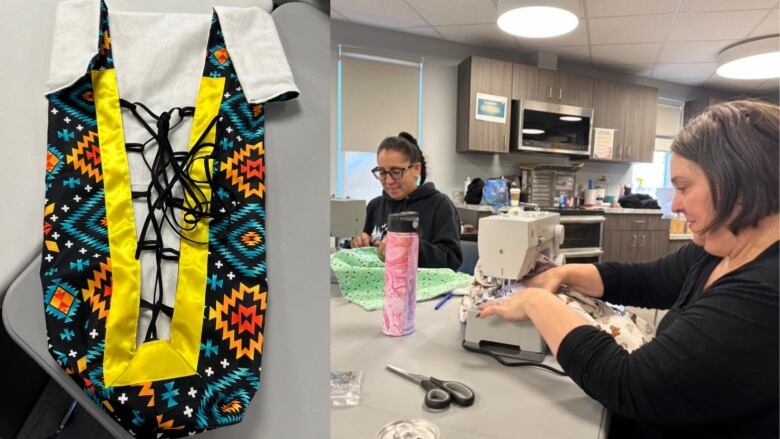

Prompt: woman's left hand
[
  {"left": 376, "top": 239, "right": 386, "bottom": 260},
  {"left": 477, "top": 288, "right": 549, "bottom": 321}
]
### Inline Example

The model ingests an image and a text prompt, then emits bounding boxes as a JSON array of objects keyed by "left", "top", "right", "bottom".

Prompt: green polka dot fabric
[{"left": 330, "top": 248, "right": 473, "bottom": 311}]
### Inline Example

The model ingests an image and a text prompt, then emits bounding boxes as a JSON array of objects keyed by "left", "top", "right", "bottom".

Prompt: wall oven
[
  {"left": 545, "top": 208, "right": 605, "bottom": 263},
  {"left": 511, "top": 99, "right": 593, "bottom": 157}
]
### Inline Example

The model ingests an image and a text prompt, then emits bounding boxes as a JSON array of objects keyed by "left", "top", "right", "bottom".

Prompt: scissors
[{"left": 385, "top": 364, "right": 475, "bottom": 410}]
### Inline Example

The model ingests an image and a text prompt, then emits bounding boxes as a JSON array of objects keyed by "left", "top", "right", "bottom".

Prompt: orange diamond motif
[
  {"left": 66, "top": 131, "right": 103, "bottom": 182},
  {"left": 240, "top": 230, "right": 262, "bottom": 247},
  {"left": 50, "top": 287, "right": 75, "bottom": 314},
  {"left": 46, "top": 151, "right": 60, "bottom": 172},
  {"left": 221, "top": 142, "right": 266, "bottom": 199},
  {"left": 214, "top": 48, "right": 229, "bottom": 64}
]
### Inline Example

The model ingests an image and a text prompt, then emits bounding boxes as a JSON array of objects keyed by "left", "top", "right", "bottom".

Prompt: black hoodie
[{"left": 363, "top": 182, "right": 462, "bottom": 271}]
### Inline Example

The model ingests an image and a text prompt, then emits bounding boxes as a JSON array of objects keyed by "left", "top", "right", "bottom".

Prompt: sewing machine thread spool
[{"left": 382, "top": 212, "right": 420, "bottom": 336}]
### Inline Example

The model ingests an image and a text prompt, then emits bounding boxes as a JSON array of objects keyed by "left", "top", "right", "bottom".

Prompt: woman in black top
[
  {"left": 350, "top": 132, "right": 462, "bottom": 271},
  {"left": 478, "top": 100, "right": 779, "bottom": 438}
]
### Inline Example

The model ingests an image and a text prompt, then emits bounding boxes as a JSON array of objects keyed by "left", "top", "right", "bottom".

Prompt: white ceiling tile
[
  {"left": 406, "top": 0, "right": 497, "bottom": 25},
  {"left": 653, "top": 63, "right": 718, "bottom": 78},
  {"left": 705, "top": 76, "right": 771, "bottom": 92},
  {"left": 525, "top": 45, "right": 591, "bottom": 63},
  {"left": 586, "top": 0, "right": 677, "bottom": 18},
  {"left": 513, "top": 21, "right": 590, "bottom": 47},
  {"left": 754, "top": 78, "right": 780, "bottom": 91},
  {"left": 749, "top": 9, "right": 780, "bottom": 37},
  {"left": 657, "top": 40, "right": 738, "bottom": 63},
  {"left": 436, "top": 24, "right": 524, "bottom": 51},
  {"left": 679, "top": 0, "right": 778, "bottom": 12},
  {"left": 332, "top": 0, "right": 427, "bottom": 29},
  {"left": 588, "top": 14, "right": 673, "bottom": 44},
  {"left": 395, "top": 26, "right": 444, "bottom": 39},
  {"left": 663, "top": 77, "right": 711, "bottom": 86},
  {"left": 590, "top": 43, "right": 660, "bottom": 64},
  {"left": 666, "top": 10, "right": 768, "bottom": 41},
  {"left": 601, "top": 64, "right": 655, "bottom": 77}
]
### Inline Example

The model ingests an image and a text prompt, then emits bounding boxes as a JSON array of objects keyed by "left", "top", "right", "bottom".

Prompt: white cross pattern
[
  {"left": 215, "top": 260, "right": 223, "bottom": 269},
  {"left": 63, "top": 116, "right": 71, "bottom": 124},
  {"left": 224, "top": 92, "right": 231, "bottom": 99},
  {"left": 236, "top": 135, "right": 242, "bottom": 142},
  {"left": 45, "top": 254, "right": 54, "bottom": 263},
  {"left": 220, "top": 358, "right": 230, "bottom": 368},
  {"left": 50, "top": 215, "right": 58, "bottom": 222},
  {"left": 68, "top": 350, "right": 77, "bottom": 357},
  {"left": 205, "top": 367, "right": 214, "bottom": 376},
  {"left": 51, "top": 108, "right": 58, "bottom": 114},
  {"left": 51, "top": 232, "right": 60, "bottom": 240},
  {"left": 225, "top": 126, "right": 233, "bottom": 133},
  {"left": 183, "top": 406, "right": 193, "bottom": 418},
  {"left": 65, "top": 240, "right": 73, "bottom": 248},
  {"left": 118, "top": 393, "right": 128, "bottom": 404},
  {"left": 188, "top": 387, "right": 197, "bottom": 398},
  {"left": 85, "top": 185, "right": 92, "bottom": 192},
  {"left": 226, "top": 272, "right": 235, "bottom": 280},
  {"left": 76, "top": 124, "right": 84, "bottom": 131},
  {"left": 89, "top": 329, "right": 98, "bottom": 339},
  {"left": 73, "top": 195, "right": 81, "bottom": 202},
  {"left": 79, "top": 248, "right": 88, "bottom": 254},
  {"left": 61, "top": 205, "right": 69, "bottom": 212},
  {"left": 94, "top": 253, "right": 100, "bottom": 258}
]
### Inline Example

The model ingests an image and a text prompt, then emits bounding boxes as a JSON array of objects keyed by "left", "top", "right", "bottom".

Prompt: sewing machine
[
  {"left": 463, "top": 211, "right": 564, "bottom": 362},
  {"left": 330, "top": 198, "right": 366, "bottom": 248}
]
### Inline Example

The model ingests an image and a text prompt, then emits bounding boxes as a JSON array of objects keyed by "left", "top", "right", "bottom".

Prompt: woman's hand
[
  {"left": 376, "top": 239, "right": 386, "bottom": 260},
  {"left": 476, "top": 288, "right": 548, "bottom": 321},
  {"left": 350, "top": 232, "right": 371, "bottom": 248},
  {"left": 523, "top": 266, "right": 568, "bottom": 293}
]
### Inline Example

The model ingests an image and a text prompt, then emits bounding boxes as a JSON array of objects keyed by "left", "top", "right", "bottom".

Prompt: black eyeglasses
[{"left": 371, "top": 164, "right": 416, "bottom": 180}]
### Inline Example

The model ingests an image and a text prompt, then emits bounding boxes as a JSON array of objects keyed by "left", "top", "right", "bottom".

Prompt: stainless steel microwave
[{"left": 510, "top": 99, "right": 593, "bottom": 157}]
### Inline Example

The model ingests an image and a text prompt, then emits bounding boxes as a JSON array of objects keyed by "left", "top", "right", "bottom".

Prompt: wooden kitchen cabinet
[
  {"left": 511, "top": 63, "right": 593, "bottom": 108},
  {"left": 457, "top": 56, "right": 513, "bottom": 153},
  {"left": 622, "top": 84, "right": 657, "bottom": 163},
  {"left": 683, "top": 96, "right": 727, "bottom": 124},
  {"left": 591, "top": 79, "right": 657, "bottom": 163},
  {"left": 602, "top": 213, "right": 670, "bottom": 262}
]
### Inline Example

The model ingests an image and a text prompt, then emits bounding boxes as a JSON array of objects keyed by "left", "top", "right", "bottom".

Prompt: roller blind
[
  {"left": 341, "top": 47, "right": 421, "bottom": 152},
  {"left": 655, "top": 100, "right": 684, "bottom": 151}
]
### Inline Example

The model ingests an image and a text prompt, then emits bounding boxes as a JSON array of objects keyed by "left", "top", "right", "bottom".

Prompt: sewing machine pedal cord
[{"left": 461, "top": 341, "right": 566, "bottom": 376}]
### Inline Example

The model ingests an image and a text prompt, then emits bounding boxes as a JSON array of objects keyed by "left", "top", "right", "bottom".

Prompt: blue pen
[{"left": 434, "top": 292, "right": 454, "bottom": 310}]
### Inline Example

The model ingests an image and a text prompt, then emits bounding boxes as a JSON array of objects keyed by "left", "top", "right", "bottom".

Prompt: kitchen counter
[
  {"left": 454, "top": 202, "right": 494, "bottom": 212},
  {"left": 669, "top": 233, "right": 693, "bottom": 240},
  {"left": 602, "top": 207, "right": 664, "bottom": 214}
]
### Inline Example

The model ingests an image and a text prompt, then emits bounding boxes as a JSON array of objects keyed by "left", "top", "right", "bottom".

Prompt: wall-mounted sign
[
  {"left": 475, "top": 92, "right": 507, "bottom": 124},
  {"left": 592, "top": 128, "right": 616, "bottom": 159}
]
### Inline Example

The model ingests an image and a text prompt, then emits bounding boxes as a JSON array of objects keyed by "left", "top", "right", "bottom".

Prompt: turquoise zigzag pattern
[
  {"left": 61, "top": 188, "right": 109, "bottom": 253},
  {"left": 48, "top": 78, "right": 97, "bottom": 128},
  {"left": 195, "top": 367, "right": 259, "bottom": 428},
  {"left": 209, "top": 203, "right": 266, "bottom": 278},
  {"left": 220, "top": 93, "right": 264, "bottom": 142}
]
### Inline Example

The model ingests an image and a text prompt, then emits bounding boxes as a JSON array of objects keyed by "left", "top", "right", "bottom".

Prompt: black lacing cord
[
  {"left": 461, "top": 340, "right": 566, "bottom": 376},
  {"left": 119, "top": 99, "right": 240, "bottom": 341}
]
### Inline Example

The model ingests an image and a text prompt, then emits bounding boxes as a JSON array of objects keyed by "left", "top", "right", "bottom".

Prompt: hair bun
[{"left": 398, "top": 131, "right": 418, "bottom": 146}]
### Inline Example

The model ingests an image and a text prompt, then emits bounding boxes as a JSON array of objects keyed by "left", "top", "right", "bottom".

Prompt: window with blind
[{"left": 336, "top": 45, "right": 423, "bottom": 201}]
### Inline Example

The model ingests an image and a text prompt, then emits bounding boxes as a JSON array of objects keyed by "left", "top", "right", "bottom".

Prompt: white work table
[{"left": 331, "top": 284, "right": 608, "bottom": 439}]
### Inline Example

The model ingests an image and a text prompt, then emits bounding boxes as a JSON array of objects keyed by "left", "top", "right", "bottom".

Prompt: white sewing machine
[{"left": 463, "top": 211, "right": 564, "bottom": 362}]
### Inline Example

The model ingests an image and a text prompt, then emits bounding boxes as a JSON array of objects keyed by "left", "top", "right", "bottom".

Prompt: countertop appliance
[
  {"left": 464, "top": 211, "right": 564, "bottom": 362},
  {"left": 511, "top": 99, "right": 593, "bottom": 157},
  {"left": 543, "top": 208, "right": 605, "bottom": 263}
]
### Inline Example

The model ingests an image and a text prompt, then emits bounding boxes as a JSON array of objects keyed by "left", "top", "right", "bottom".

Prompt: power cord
[{"left": 461, "top": 340, "right": 566, "bottom": 376}]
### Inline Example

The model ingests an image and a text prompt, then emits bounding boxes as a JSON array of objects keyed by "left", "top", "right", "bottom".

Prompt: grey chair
[{"left": 457, "top": 240, "right": 479, "bottom": 275}]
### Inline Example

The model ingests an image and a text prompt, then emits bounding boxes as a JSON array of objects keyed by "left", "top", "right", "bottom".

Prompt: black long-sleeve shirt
[
  {"left": 557, "top": 242, "right": 779, "bottom": 438},
  {"left": 362, "top": 182, "right": 462, "bottom": 271}
]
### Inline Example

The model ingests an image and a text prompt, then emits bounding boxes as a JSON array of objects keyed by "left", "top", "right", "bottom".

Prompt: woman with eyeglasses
[{"left": 350, "top": 132, "right": 462, "bottom": 271}]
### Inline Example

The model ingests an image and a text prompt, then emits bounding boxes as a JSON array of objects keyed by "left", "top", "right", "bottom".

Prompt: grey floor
[{"left": 15, "top": 379, "right": 113, "bottom": 439}]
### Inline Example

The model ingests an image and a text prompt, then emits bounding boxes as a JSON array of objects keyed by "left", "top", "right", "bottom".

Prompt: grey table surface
[{"left": 330, "top": 284, "right": 608, "bottom": 439}]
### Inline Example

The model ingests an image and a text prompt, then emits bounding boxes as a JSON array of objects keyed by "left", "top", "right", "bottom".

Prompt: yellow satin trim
[{"left": 97, "top": 69, "right": 225, "bottom": 387}]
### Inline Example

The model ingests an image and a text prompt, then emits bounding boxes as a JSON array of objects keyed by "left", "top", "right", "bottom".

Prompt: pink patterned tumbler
[{"left": 382, "top": 212, "right": 419, "bottom": 336}]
